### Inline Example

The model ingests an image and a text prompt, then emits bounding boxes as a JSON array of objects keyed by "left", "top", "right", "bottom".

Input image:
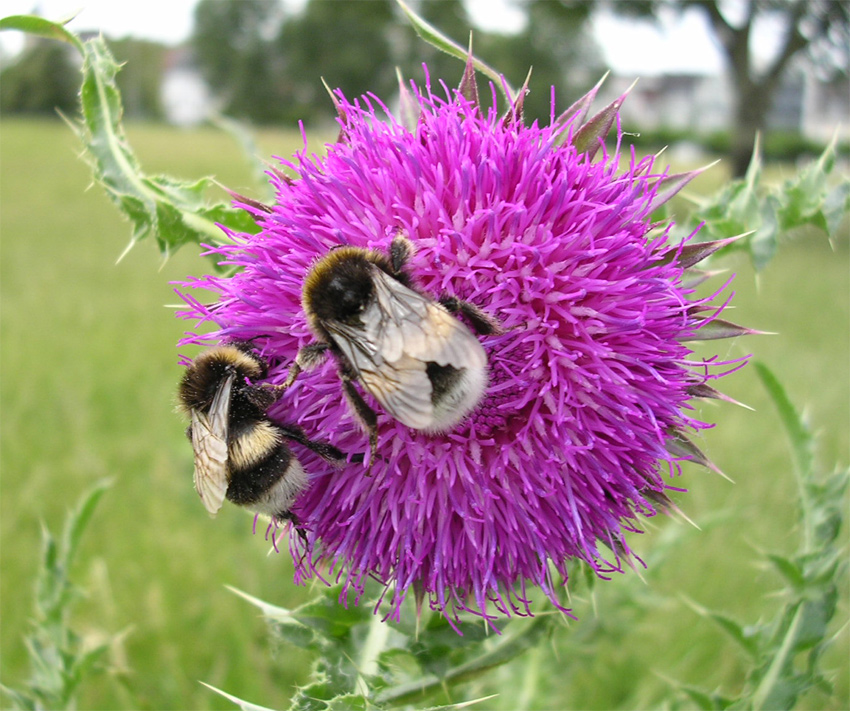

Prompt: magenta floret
[{"left": 177, "top": 80, "right": 744, "bottom": 627}]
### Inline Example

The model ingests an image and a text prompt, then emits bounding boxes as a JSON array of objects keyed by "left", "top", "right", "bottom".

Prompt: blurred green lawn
[{"left": 1, "top": 118, "right": 847, "bottom": 710}]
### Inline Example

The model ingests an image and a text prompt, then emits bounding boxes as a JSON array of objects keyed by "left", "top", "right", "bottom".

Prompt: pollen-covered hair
[
  {"left": 178, "top": 344, "right": 265, "bottom": 414},
  {"left": 302, "top": 244, "right": 415, "bottom": 333}
]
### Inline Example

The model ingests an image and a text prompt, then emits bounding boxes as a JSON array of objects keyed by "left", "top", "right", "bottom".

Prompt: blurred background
[
  {"left": 1, "top": 1, "right": 848, "bottom": 709},
  {"left": 2, "top": 0, "right": 848, "bottom": 173}
]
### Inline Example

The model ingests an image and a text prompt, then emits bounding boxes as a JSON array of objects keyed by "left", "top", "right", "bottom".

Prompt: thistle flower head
[{"left": 177, "top": 67, "right": 750, "bottom": 629}]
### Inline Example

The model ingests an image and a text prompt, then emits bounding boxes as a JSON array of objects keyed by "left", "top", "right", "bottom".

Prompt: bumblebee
[
  {"left": 286, "top": 233, "right": 501, "bottom": 464},
  {"left": 178, "top": 343, "right": 344, "bottom": 522}
]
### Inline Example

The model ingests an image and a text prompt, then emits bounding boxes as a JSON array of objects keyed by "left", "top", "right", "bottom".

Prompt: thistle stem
[
  {"left": 356, "top": 612, "right": 390, "bottom": 697},
  {"left": 750, "top": 602, "right": 804, "bottom": 710},
  {"left": 516, "top": 644, "right": 543, "bottom": 710}
]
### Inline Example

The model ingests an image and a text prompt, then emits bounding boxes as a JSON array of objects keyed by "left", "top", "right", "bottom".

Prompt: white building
[
  {"left": 596, "top": 70, "right": 848, "bottom": 142},
  {"left": 160, "top": 47, "right": 219, "bottom": 127}
]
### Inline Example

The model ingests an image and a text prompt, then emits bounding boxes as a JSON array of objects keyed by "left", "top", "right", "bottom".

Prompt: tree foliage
[
  {"left": 611, "top": 0, "right": 850, "bottom": 176},
  {"left": 192, "top": 0, "right": 288, "bottom": 122},
  {"left": 0, "top": 40, "right": 78, "bottom": 115},
  {"left": 108, "top": 38, "right": 167, "bottom": 119},
  {"left": 188, "top": 0, "right": 602, "bottom": 126},
  {"left": 0, "top": 35, "right": 167, "bottom": 119},
  {"left": 275, "top": 0, "right": 398, "bottom": 123}
]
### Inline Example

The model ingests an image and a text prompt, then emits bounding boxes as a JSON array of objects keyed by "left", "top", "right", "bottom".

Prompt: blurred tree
[
  {"left": 191, "top": 0, "right": 289, "bottom": 122},
  {"left": 187, "top": 0, "right": 603, "bottom": 126},
  {"left": 0, "top": 41, "right": 78, "bottom": 115},
  {"left": 392, "top": 0, "right": 602, "bottom": 122},
  {"left": 476, "top": 0, "right": 603, "bottom": 122},
  {"left": 275, "top": 0, "right": 397, "bottom": 123},
  {"left": 109, "top": 38, "right": 167, "bottom": 119},
  {"left": 610, "top": 0, "right": 850, "bottom": 175}
]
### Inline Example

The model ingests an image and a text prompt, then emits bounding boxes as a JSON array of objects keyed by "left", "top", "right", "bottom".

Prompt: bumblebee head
[
  {"left": 303, "top": 248, "right": 376, "bottom": 325},
  {"left": 178, "top": 345, "right": 265, "bottom": 413}
]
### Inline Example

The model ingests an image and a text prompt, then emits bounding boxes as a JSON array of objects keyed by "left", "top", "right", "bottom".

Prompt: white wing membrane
[
  {"left": 191, "top": 372, "right": 233, "bottom": 515},
  {"left": 329, "top": 267, "right": 487, "bottom": 429}
]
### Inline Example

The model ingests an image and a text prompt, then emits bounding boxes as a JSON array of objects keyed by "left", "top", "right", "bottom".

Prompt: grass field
[{"left": 1, "top": 118, "right": 847, "bottom": 710}]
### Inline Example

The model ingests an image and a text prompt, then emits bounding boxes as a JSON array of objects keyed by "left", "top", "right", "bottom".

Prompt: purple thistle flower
[{"left": 177, "top": 69, "right": 752, "bottom": 630}]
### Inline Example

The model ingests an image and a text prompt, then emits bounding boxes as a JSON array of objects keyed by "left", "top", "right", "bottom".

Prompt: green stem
[
  {"left": 516, "top": 644, "right": 542, "bottom": 711},
  {"left": 375, "top": 616, "right": 553, "bottom": 706},
  {"left": 750, "top": 602, "right": 803, "bottom": 710},
  {"left": 356, "top": 612, "right": 390, "bottom": 697}
]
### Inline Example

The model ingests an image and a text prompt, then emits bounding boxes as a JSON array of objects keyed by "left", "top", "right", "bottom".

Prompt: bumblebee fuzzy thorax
[
  {"left": 178, "top": 346, "right": 265, "bottom": 414},
  {"left": 302, "top": 246, "right": 401, "bottom": 333}
]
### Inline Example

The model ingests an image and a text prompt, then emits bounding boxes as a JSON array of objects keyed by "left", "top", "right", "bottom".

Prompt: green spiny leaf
[
  {"left": 416, "top": 696, "right": 500, "bottom": 711},
  {"left": 406, "top": 614, "right": 492, "bottom": 680},
  {"left": 754, "top": 676, "right": 810, "bottom": 711},
  {"left": 226, "top": 585, "right": 294, "bottom": 621},
  {"left": 373, "top": 615, "right": 556, "bottom": 707},
  {"left": 0, "top": 682, "right": 38, "bottom": 711},
  {"left": 288, "top": 672, "right": 363, "bottom": 711},
  {"left": 2, "top": 481, "right": 113, "bottom": 710},
  {"left": 754, "top": 362, "right": 814, "bottom": 482},
  {"left": 751, "top": 193, "right": 780, "bottom": 271},
  {"left": 36, "top": 523, "right": 61, "bottom": 618},
  {"left": 675, "top": 683, "right": 735, "bottom": 710},
  {"left": 682, "top": 598, "right": 759, "bottom": 659},
  {"left": 394, "top": 0, "right": 514, "bottom": 103},
  {"left": 811, "top": 471, "right": 849, "bottom": 548},
  {"left": 199, "top": 682, "right": 281, "bottom": 711},
  {"left": 323, "top": 693, "right": 368, "bottom": 711},
  {"left": 765, "top": 554, "right": 806, "bottom": 590},
  {"left": 289, "top": 587, "right": 374, "bottom": 642},
  {"left": 776, "top": 139, "right": 833, "bottom": 231},
  {"left": 227, "top": 586, "right": 325, "bottom": 652},
  {"left": 823, "top": 180, "right": 850, "bottom": 238},
  {"left": 718, "top": 138, "right": 762, "bottom": 239},
  {"left": 0, "top": 14, "right": 82, "bottom": 49},
  {"left": 65, "top": 34, "right": 251, "bottom": 266},
  {"left": 687, "top": 138, "right": 848, "bottom": 270},
  {"left": 61, "top": 479, "right": 111, "bottom": 566},
  {"left": 794, "top": 589, "right": 838, "bottom": 651}
]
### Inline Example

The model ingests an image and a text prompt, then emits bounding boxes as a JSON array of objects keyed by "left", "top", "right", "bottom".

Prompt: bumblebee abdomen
[
  {"left": 425, "top": 362, "right": 463, "bottom": 406},
  {"left": 225, "top": 434, "right": 305, "bottom": 513},
  {"left": 228, "top": 420, "right": 282, "bottom": 471},
  {"left": 425, "top": 360, "right": 489, "bottom": 433}
]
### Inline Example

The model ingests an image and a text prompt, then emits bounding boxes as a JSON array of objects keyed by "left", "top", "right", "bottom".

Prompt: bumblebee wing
[
  {"left": 191, "top": 372, "right": 233, "bottom": 516},
  {"left": 328, "top": 319, "right": 433, "bottom": 429},
  {"left": 328, "top": 269, "right": 486, "bottom": 429},
  {"left": 359, "top": 353, "right": 434, "bottom": 429},
  {"left": 369, "top": 268, "right": 487, "bottom": 371}
]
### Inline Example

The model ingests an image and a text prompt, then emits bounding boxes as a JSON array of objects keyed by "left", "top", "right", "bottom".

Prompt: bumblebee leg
[
  {"left": 439, "top": 295, "right": 504, "bottom": 335},
  {"left": 277, "top": 510, "right": 309, "bottom": 547},
  {"left": 340, "top": 376, "right": 378, "bottom": 470},
  {"left": 283, "top": 342, "right": 330, "bottom": 388},
  {"left": 244, "top": 383, "right": 279, "bottom": 410},
  {"left": 278, "top": 423, "right": 346, "bottom": 464},
  {"left": 389, "top": 233, "right": 414, "bottom": 274}
]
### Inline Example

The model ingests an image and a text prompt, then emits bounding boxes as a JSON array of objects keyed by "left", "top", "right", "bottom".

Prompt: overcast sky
[{"left": 1, "top": 0, "right": 732, "bottom": 76}]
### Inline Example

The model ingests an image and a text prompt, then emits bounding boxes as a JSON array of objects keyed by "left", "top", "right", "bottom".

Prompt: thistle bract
[{"left": 177, "top": 70, "right": 750, "bottom": 629}]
